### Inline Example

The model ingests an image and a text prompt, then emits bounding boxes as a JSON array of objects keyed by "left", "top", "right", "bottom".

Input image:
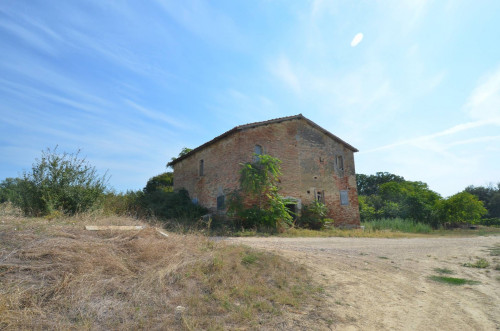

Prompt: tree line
[
  {"left": 357, "top": 172, "right": 499, "bottom": 227},
  {"left": 1, "top": 148, "right": 499, "bottom": 230}
]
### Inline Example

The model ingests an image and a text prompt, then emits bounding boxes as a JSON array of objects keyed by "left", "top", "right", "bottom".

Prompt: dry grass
[
  {"left": 0, "top": 210, "right": 327, "bottom": 330},
  {"left": 277, "top": 226, "right": 500, "bottom": 239},
  {"left": 280, "top": 228, "right": 425, "bottom": 238}
]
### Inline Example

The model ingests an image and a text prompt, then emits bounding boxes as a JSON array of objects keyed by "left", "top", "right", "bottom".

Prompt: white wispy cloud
[
  {"left": 464, "top": 65, "right": 500, "bottom": 122},
  {"left": 125, "top": 99, "right": 187, "bottom": 129},
  {"left": 154, "top": 0, "right": 244, "bottom": 49},
  {"left": 270, "top": 56, "right": 301, "bottom": 94},
  {"left": 350, "top": 33, "right": 363, "bottom": 47},
  {"left": 363, "top": 119, "right": 493, "bottom": 153},
  {"left": 0, "top": 20, "right": 58, "bottom": 55},
  {"left": 364, "top": 66, "right": 500, "bottom": 154}
]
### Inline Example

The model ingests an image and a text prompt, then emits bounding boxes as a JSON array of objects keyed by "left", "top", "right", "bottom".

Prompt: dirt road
[{"left": 226, "top": 236, "right": 500, "bottom": 330}]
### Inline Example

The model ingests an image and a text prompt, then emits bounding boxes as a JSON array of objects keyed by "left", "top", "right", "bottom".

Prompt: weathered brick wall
[{"left": 172, "top": 118, "right": 360, "bottom": 227}]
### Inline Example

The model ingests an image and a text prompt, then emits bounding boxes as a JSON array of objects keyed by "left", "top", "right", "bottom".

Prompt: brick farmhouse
[{"left": 168, "top": 114, "right": 361, "bottom": 227}]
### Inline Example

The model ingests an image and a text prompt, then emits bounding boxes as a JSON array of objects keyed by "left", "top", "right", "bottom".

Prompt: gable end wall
[{"left": 172, "top": 119, "right": 360, "bottom": 227}]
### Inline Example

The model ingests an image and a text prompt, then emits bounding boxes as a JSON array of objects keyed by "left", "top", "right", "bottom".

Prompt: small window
[
  {"left": 340, "top": 190, "right": 349, "bottom": 205},
  {"left": 254, "top": 144, "right": 263, "bottom": 155},
  {"left": 199, "top": 159, "right": 204, "bottom": 176},
  {"left": 337, "top": 156, "right": 344, "bottom": 171},
  {"left": 316, "top": 190, "right": 325, "bottom": 204},
  {"left": 217, "top": 195, "right": 225, "bottom": 210},
  {"left": 192, "top": 198, "right": 198, "bottom": 205},
  {"left": 253, "top": 145, "right": 263, "bottom": 162}
]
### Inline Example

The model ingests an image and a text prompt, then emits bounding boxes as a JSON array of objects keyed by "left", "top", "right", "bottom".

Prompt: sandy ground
[{"left": 226, "top": 236, "right": 500, "bottom": 330}]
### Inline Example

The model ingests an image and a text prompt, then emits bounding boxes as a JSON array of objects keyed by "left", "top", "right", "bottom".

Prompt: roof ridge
[
  {"left": 235, "top": 114, "right": 303, "bottom": 130},
  {"left": 168, "top": 114, "right": 357, "bottom": 167}
]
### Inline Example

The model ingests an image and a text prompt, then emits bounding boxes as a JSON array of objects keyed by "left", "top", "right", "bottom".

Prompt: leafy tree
[
  {"left": 168, "top": 147, "right": 193, "bottom": 167},
  {"left": 228, "top": 154, "right": 293, "bottom": 230},
  {"left": 15, "top": 147, "right": 108, "bottom": 216},
  {"left": 436, "top": 192, "right": 487, "bottom": 226},
  {"left": 465, "top": 184, "right": 500, "bottom": 219},
  {"left": 358, "top": 195, "right": 378, "bottom": 222},
  {"left": 143, "top": 172, "right": 173, "bottom": 194},
  {"left": 357, "top": 173, "right": 441, "bottom": 226},
  {"left": 0, "top": 177, "right": 22, "bottom": 204},
  {"left": 379, "top": 181, "right": 441, "bottom": 225},
  {"left": 356, "top": 172, "right": 405, "bottom": 196}
]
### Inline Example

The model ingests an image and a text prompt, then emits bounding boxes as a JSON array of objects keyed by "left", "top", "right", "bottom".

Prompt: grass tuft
[
  {"left": 463, "top": 258, "right": 490, "bottom": 268},
  {"left": 241, "top": 251, "right": 260, "bottom": 265},
  {"left": 429, "top": 276, "right": 480, "bottom": 285},
  {"left": 434, "top": 267, "right": 454, "bottom": 274},
  {"left": 487, "top": 244, "right": 500, "bottom": 256},
  {"left": 362, "top": 218, "right": 432, "bottom": 234}
]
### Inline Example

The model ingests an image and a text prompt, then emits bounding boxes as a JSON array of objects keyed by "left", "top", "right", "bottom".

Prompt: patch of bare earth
[{"left": 227, "top": 236, "right": 500, "bottom": 330}]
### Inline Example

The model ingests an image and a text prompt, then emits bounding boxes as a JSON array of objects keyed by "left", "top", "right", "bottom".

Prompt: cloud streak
[{"left": 350, "top": 33, "right": 363, "bottom": 47}]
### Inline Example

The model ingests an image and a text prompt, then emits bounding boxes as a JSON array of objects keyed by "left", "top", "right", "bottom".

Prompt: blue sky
[{"left": 1, "top": 0, "right": 499, "bottom": 197}]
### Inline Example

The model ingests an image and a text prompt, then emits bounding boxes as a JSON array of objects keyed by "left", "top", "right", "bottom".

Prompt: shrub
[
  {"left": 0, "top": 178, "right": 22, "bottom": 204},
  {"left": 297, "top": 201, "right": 328, "bottom": 230},
  {"left": 228, "top": 154, "right": 293, "bottom": 230},
  {"left": 14, "top": 147, "right": 108, "bottom": 216},
  {"left": 102, "top": 191, "right": 143, "bottom": 216},
  {"left": 479, "top": 218, "right": 500, "bottom": 227},
  {"left": 140, "top": 188, "right": 207, "bottom": 222},
  {"left": 436, "top": 192, "right": 487, "bottom": 226}
]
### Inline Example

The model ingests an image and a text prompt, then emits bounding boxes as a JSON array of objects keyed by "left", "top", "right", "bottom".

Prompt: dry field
[
  {"left": 228, "top": 236, "right": 500, "bottom": 330},
  {"left": 0, "top": 212, "right": 330, "bottom": 330}
]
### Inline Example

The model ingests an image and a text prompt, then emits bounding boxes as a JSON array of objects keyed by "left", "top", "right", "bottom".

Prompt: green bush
[
  {"left": 0, "top": 178, "right": 22, "bottom": 204},
  {"left": 478, "top": 218, "right": 500, "bottom": 227},
  {"left": 13, "top": 147, "right": 108, "bottom": 216},
  {"left": 436, "top": 192, "right": 487, "bottom": 226},
  {"left": 102, "top": 191, "right": 143, "bottom": 216},
  {"left": 140, "top": 188, "right": 207, "bottom": 221},
  {"left": 297, "top": 201, "right": 328, "bottom": 230},
  {"left": 228, "top": 154, "right": 293, "bottom": 231}
]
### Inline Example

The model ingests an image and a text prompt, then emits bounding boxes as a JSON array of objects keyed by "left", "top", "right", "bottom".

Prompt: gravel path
[{"left": 226, "top": 236, "right": 500, "bottom": 330}]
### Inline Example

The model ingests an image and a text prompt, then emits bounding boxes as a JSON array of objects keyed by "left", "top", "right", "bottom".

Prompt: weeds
[
  {"left": 463, "top": 258, "right": 490, "bottom": 268},
  {"left": 241, "top": 251, "right": 260, "bottom": 265},
  {"left": 434, "top": 267, "right": 454, "bottom": 274},
  {"left": 429, "top": 276, "right": 480, "bottom": 285},
  {"left": 362, "top": 218, "right": 432, "bottom": 233},
  {"left": 487, "top": 244, "right": 500, "bottom": 256}
]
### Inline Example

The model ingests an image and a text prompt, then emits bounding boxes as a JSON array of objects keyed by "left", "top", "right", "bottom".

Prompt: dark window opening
[
  {"left": 217, "top": 195, "right": 225, "bottom": 210},
  {"left": 199, "top": 159, "right": 204, "bottom": 176},
  {"left": 340, "top": 190, "right": 349, "bottom": 205},
  {"left": 337, "top": 156, "right": 344, "bottom": 171},
  {"left": 286, "top": 203, "right": 297, "bottom": 220},
  {"left": 316, "top": 190, "right": 325, "bottom": 204}
]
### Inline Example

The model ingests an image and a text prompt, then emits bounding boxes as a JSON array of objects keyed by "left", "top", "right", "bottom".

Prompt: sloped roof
[{"left": 168, "top": 114, "right": 358, "bottom": 166}]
